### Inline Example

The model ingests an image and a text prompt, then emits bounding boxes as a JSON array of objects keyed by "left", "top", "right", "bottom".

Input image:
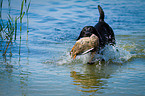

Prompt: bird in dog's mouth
[{"left": 70, "top": 34, "right": 99, "bottom": 59}]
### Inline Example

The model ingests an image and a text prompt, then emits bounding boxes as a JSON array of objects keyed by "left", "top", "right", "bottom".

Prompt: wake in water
[
  {"left": 57, "top": 43, "right": 132, "bottom": 65},
  {"left": 95, "top": 45, "right": 132, "bottom": 63}
]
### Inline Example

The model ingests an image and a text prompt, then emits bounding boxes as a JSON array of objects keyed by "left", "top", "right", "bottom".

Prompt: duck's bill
[
  {"left": 72, "top": 47, "right": 94, "bottom": 59},
  {"left": 73, "top": 54, "right": 77, "bottom": 59}
]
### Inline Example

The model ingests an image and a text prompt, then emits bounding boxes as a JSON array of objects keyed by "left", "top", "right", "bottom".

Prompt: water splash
[
  {"left": 57, "top": 43, "right": 132, "bottom": 65},
  {"left": 95, "top": 45, "right": 132, "bottom": 63},
  {"left": 57, "top": 51, "right": 91, "bottom": 65}
]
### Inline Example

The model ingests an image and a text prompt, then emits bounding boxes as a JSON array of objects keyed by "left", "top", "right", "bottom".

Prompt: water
[{"left": 0, "top": 0, "right": 145, "bottom": 96}]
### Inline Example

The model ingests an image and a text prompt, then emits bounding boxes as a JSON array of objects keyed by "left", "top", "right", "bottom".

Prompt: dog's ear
[
  {"left": 91, "top": 27, "right": 97, "bottom": 34},
  {"left": 98, "top": 5, "right": 104, "bottom": 22}
]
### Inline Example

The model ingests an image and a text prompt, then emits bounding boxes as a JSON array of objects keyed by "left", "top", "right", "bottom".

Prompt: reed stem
[{"left": 1, "top": 0, "right": 31, "bottom": 56}]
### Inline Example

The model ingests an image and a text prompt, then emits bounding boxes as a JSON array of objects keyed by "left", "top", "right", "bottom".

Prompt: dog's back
[{"left": 94, "top": 5, "right": 115, "bottom": 47}]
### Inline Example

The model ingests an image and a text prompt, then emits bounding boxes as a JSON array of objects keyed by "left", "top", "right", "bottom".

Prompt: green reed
[
  {"left": 0, "top": 0, "right": 31, "bottom": 56},
  {"left": 26, "top": 0, "right": 31, "bottom": 40}
]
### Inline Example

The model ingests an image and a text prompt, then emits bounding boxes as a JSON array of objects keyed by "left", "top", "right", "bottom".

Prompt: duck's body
[{"left": 70, "top": 34, "right": 99, "bottom": 59}]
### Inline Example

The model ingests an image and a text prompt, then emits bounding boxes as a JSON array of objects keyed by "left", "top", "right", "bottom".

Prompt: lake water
[{"left": 0, "top": 0, "right": 145, "bottom": 96}]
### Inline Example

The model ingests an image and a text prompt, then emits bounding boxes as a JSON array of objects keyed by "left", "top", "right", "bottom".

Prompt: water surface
[{"left": 0, "top": 0, "right": 145, "bottom": 96}]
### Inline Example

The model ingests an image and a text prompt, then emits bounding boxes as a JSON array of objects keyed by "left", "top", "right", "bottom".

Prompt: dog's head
[{"left": 77, "top": 26, "right": 97, "bottom": 40}]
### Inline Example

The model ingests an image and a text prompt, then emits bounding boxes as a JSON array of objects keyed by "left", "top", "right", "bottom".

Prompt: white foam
[
  {"left": 95, "top": 45, "right": 132, "bottom": 63},
  {"left": 57, "top": 43, "right": 132, "bottom": 65},
  {"left": 57, "top": 51, "right": 91, "bottom": 65}
]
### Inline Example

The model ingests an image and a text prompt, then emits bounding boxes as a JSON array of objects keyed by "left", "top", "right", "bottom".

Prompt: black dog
[
  {"left": 77, "top": 5, "right": 115, "bottom": 48},
  {"left": 77, "top": 5, "right": 115, "bottom": 64}
]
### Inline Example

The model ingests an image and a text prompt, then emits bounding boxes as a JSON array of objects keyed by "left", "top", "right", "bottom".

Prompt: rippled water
[{"left": 0, "top": 0, "right": 145, "bottom": 96}]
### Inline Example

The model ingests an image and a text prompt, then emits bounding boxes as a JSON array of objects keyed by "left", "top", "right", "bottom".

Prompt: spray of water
[
  {"left": 57, "top": 43, "right": 132, "bottom": 65},
  {"left": 95, "top": 45, "right": 132, "bottom": 63}
]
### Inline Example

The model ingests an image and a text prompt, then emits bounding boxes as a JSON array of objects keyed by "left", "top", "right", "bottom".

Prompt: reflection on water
[
  {"left": 71, "top": 71, "right": 105, "bottom": 93},
  {"left": 70, "top": 63, "right": 116, "bottom": 93},
  {"left": 0, "top": 50, "right": 31, "bottom": 96},
  {"left": 71, "top": 72, "right": 101, "bottom": 92}
]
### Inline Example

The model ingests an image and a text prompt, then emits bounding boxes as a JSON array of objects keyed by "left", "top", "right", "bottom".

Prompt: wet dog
[
  {"left": 77, "top": 5, "right": 115, "bottom": 47},
  {"left": 72, "top": 5, "right": 115, "bottom": 64}
]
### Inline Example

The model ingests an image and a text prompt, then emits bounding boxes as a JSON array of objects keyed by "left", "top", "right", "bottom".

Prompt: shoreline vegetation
[{"left": 0, "top": 0, "right": 31, "bottom": 56}]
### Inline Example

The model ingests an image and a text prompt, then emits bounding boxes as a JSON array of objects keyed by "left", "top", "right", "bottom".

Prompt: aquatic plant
[{"left": 0, "top": 0, "right": 31, "bottom": 56}]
